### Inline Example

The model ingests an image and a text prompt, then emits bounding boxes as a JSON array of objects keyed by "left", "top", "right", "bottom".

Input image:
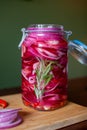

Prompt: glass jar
[{"left": 19, "top": 24, "right": 70, "bottom": 110}]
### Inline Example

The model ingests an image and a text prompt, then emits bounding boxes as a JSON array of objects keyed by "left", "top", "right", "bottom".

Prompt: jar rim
[
  {"left": 28, "top": 24, "right": 63, "bottom": 28},
  {"left": 26, "top": 24, "right": 64, "bottom": 32}
]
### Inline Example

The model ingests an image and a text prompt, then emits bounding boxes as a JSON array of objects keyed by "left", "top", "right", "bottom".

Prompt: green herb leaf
[{"left": 44, "top": 74, "right": 53, "bottom": 86}]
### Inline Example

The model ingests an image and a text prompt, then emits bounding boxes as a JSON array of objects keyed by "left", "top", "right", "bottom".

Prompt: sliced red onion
[
  {"left": 0, "top": 115, "right": 22, "bottom": 129},
  {"left": 0, "top": 113, "right": 17, "bottom": 123},
  {"left": 40, "top": 48, "right": 57, "bottom": 57},
  {"left": 0, "top": 109, "right": 21, "bottom": 119},
  {"left": 0, "top": 108, "right": 22, "bottom": 129},
  {"left": 0, "top": 108, "right": 22, "bottom": 114},
  {"left": 36, "top": 48, "right": 59, "bottom": 60}
]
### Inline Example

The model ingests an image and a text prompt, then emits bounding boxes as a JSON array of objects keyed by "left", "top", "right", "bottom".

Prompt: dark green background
[{"left": 0, "top": 0, "right": 87, "bottom": 89}]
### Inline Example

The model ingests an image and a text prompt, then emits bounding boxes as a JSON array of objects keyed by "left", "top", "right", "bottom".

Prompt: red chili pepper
[{"left": 0, "top": 99, "right": 8, "bottom": 108}]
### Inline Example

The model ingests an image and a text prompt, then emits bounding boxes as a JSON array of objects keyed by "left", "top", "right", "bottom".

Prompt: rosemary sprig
[{"left": 34, "top": 59, "right": 54, "bottom": 100}]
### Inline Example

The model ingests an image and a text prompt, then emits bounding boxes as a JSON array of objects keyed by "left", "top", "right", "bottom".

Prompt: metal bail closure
[
  {"left": 68, "top": 40, "right": 87, "bottom": 65},
  {"left": 18, "top": 28, "right": 27, "bottom": 48}
]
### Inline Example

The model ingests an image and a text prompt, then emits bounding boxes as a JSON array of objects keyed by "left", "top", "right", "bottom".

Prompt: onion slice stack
[{"left": 0, "top": 108, "right": 22, "bottom": 129}]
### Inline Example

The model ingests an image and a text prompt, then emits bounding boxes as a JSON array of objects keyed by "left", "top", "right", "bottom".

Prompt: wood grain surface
[{"left": 1, "top": 94, "right": 87, "bottom": 130}]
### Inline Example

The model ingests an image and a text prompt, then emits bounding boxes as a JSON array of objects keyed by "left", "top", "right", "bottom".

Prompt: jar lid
[{"left": 69, "top": 40, "right": 87, "bottom": 65}]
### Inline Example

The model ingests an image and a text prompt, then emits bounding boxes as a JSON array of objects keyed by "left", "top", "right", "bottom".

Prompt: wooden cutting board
[{"left": 1, "top": 94, "right": 87, "bottom": 130}]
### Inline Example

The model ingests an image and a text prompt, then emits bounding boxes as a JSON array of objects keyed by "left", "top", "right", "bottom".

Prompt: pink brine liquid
[{"left": 21, "top": 25, "right": 68, "bottom": 110}]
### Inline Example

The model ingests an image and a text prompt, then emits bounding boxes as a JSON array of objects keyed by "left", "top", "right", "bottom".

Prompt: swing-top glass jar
[{"left": 19, "top": 24, "right": 87, "bottom": 111}]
